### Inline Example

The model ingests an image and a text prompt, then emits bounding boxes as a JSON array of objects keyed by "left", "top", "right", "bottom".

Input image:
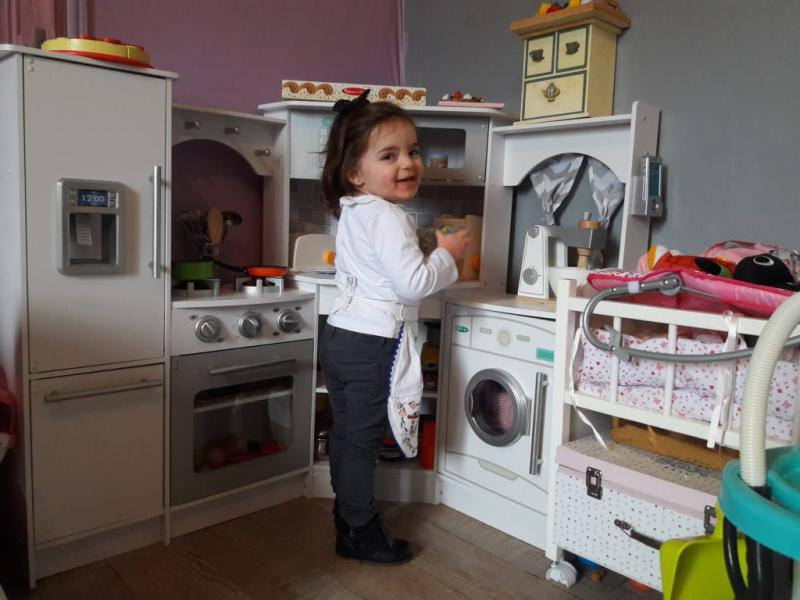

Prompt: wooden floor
[{"left": 12, "top": 498, "right": 660, "bottom": 600}]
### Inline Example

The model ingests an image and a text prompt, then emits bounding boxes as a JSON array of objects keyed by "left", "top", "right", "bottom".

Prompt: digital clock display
[
  {"left": 77, "top": 189, "right": 109, "bottom": 207},
  {"left": 647, "top": 163, "right": 661, "bottom": 197}
]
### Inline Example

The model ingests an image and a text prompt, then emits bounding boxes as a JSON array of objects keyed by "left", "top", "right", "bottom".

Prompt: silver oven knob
[
  {"left": 238, "top": 312, "right": 262, "bottom": 338},
  {"left": 194, "top": 316, "right": 222, "bottom": 342},
  {"left": 277, "top": 309, "right": 301, "bottom": 333}
]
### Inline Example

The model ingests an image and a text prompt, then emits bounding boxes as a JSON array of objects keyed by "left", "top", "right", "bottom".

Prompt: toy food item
[
  {"left": 259, "top": 440, "right": 284, "bottom": 455},
  {"left": 42, "top": 36, "right": 152, "bottom": 67},
  {"left": 471, "top": 255, "right": 480, "bottom": 273},
  {"left": 645, "top": 245, "right": 734, "bottom": 277},
  {"left": 537, "top": 0, "right": 582, "bottom": 15},
  {"left": 206, "top": 446, "right": 226, "bottom": 469},
  {"left": 227, "top": 452, "right": 258, "bottom": 464},
  {"left": 225, "top": 435, "right": 248, "bottom": 457}
]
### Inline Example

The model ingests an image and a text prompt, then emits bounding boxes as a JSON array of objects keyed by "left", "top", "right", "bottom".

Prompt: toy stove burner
[
  {"left": 172, "top": 278, "right": 221, "bottom": 299},
  {"left": 235, "top": 276, "right": 285, "bottom": 295}
]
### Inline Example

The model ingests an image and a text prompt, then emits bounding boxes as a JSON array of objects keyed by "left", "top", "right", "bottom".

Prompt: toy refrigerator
[{"left": 0, "top": 45, "right": 173, "bottom": 584}]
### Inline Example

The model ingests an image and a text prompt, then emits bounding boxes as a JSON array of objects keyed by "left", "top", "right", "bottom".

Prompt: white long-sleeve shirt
[{"left": 327, "top": 194, "right": 458, "bottom": 338}]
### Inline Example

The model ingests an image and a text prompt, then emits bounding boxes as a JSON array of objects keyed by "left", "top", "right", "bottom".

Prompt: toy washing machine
[{"left": 439, "top": 300, "right": 555, "bottom": 548}]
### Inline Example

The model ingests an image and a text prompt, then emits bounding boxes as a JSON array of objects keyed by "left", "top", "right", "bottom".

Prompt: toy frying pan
[{"left": 211, "top": 259, "right": 288, "bottom": 278}]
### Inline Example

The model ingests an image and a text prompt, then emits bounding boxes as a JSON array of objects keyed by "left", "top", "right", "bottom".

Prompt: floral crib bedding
[{"left": 576, "top": 328, "right": 799, "bottom": 442}]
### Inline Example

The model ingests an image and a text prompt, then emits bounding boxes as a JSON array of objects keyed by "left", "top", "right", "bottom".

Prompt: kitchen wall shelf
[
  {"left": 173, "top": 104, "right": 284, "bottom": 177},
  {"left": 171, "top": 104, "right": 291, "bottom": 266},
  {"left": 480, "top": 101, "right": 660, "bottom": 289}
]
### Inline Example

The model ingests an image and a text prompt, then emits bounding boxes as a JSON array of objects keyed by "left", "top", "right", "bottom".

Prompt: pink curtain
[{"left": 0, "top": 0, "right": 61, "bottom": 45}]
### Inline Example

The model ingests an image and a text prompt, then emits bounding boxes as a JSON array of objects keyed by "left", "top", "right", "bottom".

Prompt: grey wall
[{"left": 405, "top": 0, "right": 800, "bottom": 257}]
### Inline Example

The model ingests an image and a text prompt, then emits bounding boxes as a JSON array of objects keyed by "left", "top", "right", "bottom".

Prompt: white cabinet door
[
  {"left": 31, "top": 365, "right": 164, "bottom": 544},
  {"left": 24, "top": 57, "right": 167, "bottom": 372}
]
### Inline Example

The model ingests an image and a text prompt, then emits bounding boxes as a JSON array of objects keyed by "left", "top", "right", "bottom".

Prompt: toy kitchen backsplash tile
[{"left": 288, "top": 181, "right": 485, "bottom": 239}]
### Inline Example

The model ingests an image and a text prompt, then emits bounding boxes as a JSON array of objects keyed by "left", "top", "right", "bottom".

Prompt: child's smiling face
[{"left": 347, "top": 118, "right": 423, "bottom": 202}]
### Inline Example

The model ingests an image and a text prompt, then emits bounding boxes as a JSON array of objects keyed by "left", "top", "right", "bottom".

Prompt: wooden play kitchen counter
[{"left": 510, "top": 0, "right": 630, "bottom": 124}]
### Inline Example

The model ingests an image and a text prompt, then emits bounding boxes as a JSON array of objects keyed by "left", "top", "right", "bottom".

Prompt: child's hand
[{"left": 436, "top": 228, "right": 472, "bottom": 261}]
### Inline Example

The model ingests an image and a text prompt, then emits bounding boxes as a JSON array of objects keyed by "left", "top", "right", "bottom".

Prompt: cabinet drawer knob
[
  {"left": 565, "top": 41, "right": 580, "bottom": 55},
  {"left": 542, "top": 81, "right": 561, "bottom": 103},
  {"left": 529, "top": 49, "right": 545, "bottom": 62}
]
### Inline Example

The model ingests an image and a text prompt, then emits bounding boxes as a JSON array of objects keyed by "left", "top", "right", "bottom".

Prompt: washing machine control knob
[
  {"left": 522, "top": 267, "right": 539, "bottom": 285},
  {"left": 278, "top": 309, "right": 301, "bottom": 333},
  {"left": 238, "top": 312, "right": 262, "bottom": 338},
  {"left": 497, "top": 329, "right": 512, "bottom": 346},
  {"left": 195, "top": 316, "right": 222, "bottom": 342}
]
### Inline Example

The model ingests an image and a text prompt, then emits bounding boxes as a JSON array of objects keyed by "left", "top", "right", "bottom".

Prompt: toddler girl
[{"left": 319, "top": 91, "right": 470, "bottom": 564}]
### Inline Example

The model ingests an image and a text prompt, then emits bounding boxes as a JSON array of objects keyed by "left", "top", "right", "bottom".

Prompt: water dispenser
[{"left": 57, "top": 178, "right": 125, "bottom": 275}]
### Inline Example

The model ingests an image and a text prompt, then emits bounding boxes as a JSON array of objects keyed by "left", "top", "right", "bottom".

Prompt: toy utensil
[{"left": 206, "top": 208, "right": 225, "bottom": 250}]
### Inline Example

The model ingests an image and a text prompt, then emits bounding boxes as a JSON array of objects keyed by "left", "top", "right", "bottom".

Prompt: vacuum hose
[{"left": 739, "top": 291, "right": 800, "bottom": 487}]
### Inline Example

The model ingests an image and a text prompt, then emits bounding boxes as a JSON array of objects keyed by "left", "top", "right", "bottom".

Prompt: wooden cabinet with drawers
[{"left": 511, "top": 0, "right": 630, "bottom": 123}]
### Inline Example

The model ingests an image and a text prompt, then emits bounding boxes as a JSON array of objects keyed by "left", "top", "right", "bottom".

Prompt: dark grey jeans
[{"left": 319, "top": 323, "right": 396, "bottom": 527}]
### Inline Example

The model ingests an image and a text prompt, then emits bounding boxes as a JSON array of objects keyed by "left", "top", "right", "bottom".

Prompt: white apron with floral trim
[{"left": 329, "top": 276, "right": 422, "bottom": 457}]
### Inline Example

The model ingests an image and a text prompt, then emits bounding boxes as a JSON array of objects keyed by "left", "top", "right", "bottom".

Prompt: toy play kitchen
[{"left": 169, "top": 105, "right": 312, "bottom": 506}]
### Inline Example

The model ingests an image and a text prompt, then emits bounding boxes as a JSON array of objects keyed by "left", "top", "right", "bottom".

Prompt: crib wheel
[{"left": 546, "top": 561, "right": 578, "bottom": 587}]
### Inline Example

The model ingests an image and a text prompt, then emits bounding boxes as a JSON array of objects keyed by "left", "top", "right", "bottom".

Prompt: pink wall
[{"left": 89, "top": 0, "right": 404, "bottom": 113}]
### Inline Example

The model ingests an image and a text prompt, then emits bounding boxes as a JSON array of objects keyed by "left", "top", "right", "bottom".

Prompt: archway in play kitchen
[
  {"left": 506, "top": 153, "right": 624, "bottom": 294},
  {"left": 172, "top": 139, "right": 264, "bottom": 283}
]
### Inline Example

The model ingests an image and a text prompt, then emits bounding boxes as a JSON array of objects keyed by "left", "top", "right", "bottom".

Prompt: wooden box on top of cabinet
[{"left": 510, "top": 0, "right": 630, "bottom": 123}]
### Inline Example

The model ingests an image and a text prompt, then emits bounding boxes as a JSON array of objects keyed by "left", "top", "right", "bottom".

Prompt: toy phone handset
[{"left": 641, "top": 154, "right": 663, "bottom": 216}]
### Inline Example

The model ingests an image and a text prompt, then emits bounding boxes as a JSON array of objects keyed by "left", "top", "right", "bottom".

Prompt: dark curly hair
[{"left": 321, "top": 101, "right": 416, "bottom": 218}]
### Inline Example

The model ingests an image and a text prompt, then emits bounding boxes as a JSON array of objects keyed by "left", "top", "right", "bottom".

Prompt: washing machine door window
[{"left": 464, "top": 369, "right": 527, "bottom": 447}]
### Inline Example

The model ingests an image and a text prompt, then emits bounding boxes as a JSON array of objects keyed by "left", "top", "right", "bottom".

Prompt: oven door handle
[{"left": 208, "top": 358, "right": 296, "bottom": 377}]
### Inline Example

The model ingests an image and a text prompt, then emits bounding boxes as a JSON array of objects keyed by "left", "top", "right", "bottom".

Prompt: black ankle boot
[
  {"left": 335, "top": 514, "right": 412, "bottom": 564},
  {"left": 332, "top": 502, "right": 347, "bottom": 532}
]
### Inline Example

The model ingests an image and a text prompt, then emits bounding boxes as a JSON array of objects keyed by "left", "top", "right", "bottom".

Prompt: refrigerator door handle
[
  {"left": 44, "top": 379, "right": 163, "bottom": 403},
  {"left": 152, "top": 165, "right": 162, "bottom": 279}
]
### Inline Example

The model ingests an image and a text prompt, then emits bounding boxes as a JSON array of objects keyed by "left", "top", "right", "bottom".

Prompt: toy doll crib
[{"left": 544, "top": 276, "right": 800, "bottom": 591}]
